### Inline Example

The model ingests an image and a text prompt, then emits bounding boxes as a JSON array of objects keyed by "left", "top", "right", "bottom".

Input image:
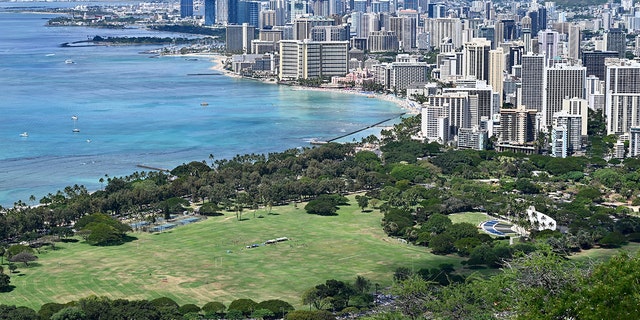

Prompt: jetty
[
  {"left": 136, "top": 164, "right": 170, "bottom": 172},
  {"left": 310, "top": 113, "right": 406, "bottom": 145}
]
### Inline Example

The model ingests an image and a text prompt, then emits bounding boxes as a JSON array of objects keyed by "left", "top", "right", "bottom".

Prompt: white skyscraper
[
  {"left": 605, "top": 59, "right": 640, "bottom": 135},
  {"left": 463, "top": 38, "right": 492, "bottom": 81},
  {"left": 542, "top": 63, "right": 586, "bottom": 128}
]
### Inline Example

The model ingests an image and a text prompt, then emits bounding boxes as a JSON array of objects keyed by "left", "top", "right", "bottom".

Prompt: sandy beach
[{"left": 202, "top": 54, "right": 420, "bottom": 114}]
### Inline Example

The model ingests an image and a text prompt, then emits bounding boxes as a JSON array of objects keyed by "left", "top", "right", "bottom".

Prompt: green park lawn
[
  {"left": 448, "top": 212, "right": 489, "bottom": 226},
  {"left": 2, "top": 196, "right": 461, "bottom": 310}
]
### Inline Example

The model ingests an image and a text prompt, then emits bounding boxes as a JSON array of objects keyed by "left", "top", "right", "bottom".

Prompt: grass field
[
  {"left": 570, "top": 242, "right": 640, "bottom": 262},
  {"left": 448, "top": 212, "right": 489, "bottom": 226},
  {"left": 1, "top": 196, "right": 461, "bottom": 310}
]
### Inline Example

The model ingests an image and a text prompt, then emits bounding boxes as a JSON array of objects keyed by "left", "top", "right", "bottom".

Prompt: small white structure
[{"left": 526, "top": 206, "right": 557, "bottom": 231}]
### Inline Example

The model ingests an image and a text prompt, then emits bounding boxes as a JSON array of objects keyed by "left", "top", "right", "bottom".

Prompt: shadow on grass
[
  {"left": 0, "top": 285, "right": 16, "bottom": 293},
  {"left": 60, "top": 238, "right": 79, "bottom": 243},
  {"left": 361, "top": 209, "right": 373, "bottom": 213}
]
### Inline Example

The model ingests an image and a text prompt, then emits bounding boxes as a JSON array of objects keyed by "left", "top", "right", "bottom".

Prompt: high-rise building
[
  {"left": 629, "top": 127, "right": 640, "bottom": 157},
  {"left": 390, "top": 12, "right": 418, "bottom": 52},
  {"left": 421, "top": 106, "right": 450, "bottom": 144},
  {"left": 368, "top": 30, "right": 399, "bottom": 52},
  {"left": 520, "top": 53, "right": 545, "bottom": 112},
  {"left": 180, "top": 0, "right": 194, "bottom": 18},
  {"left": 444, "top": 79, "right": 495, "bottom": 128},
  {"left": 551, "top": 126, "right": 568, "bottom": 158},
  {"left": 538, "top": 29, "right": 559, "bottom": 65},
  {"left": 582, "top": 51, "right": 619, "bottom": 80},
  {"left": 586, "top": 75, "right": 605, "bottom": 111},
  {"left": 278, "top": 40, "right": 349, "bottom": 80},
  {"left": 216, "top": 0, "right": 228, "bottom": 24},
  {"left": 499, "top": 105, "right": 538, "bottom": 145},
  {"left": 605, "top": 59, "right": 640, "bottom": 135},
  {"left": 204, "top": 0, "right": 216, "bottom": 25},
  {"left": 553, "top": 110, "right": 583, "bottom": 155},
  {"left": 489, "top": 47, "right": 506, "bottom": 104},
  {"left": 457, "top": 127, "right": 488, "bottom": 150},
  {"left": 562, "top": 97, "right": 589, "bottom": 136},
  {"left": 294, "top": 16, "right": 334, "bottom": 41},
  {"left": 311, "top": 25, "right": 350, "bottom": 41},
  {"left": 424, "top": 91, "right": 471, "bottom": 137},
  {"left": 605, "top": 28, "right": 627, "bottom": 58},
  {"left": 463, "top": 38, "right": 491, "bottom": 81},
  {"left": 424, "top": 18, "right": 463, "bottom": 49},
  {"left": 388, "top": 58, "right": 430, "bottom": 91},
  {"left": 568, "top": 24, "right": 581, "bottom": 62},
  {"left": 226, "top": 23, "right": 255, "bottom": 53},
  {"left": 542, "top": 64, "right": 586, "bottom": 128}
]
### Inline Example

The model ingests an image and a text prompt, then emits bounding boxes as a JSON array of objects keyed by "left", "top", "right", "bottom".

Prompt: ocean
[{"left": 0, "top": 2, "right": 404, "bottom": 206}]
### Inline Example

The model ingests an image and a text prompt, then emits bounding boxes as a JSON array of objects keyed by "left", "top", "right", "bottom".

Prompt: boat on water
[
  {"left": 65, "top": 59, "right": 75, "bottom": 64},
  {"left": 20, "top": 132, "right": 28, "bottom": 137},
  {"left": 72, "top": 115, "right": 79, "bottom": 132},
  {"left": 200, "top": 102, "right": 209, "bottom": 106}
]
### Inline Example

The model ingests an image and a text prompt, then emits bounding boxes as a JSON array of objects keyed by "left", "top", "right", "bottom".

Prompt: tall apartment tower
[
  {"left": 390, "top": 13, "right": 417, "bottom": 52},
  {"left": 605, "top": 28, "right": 627, "bottom": 58},
  {"left": 226, "top": 23, "right": 255, "bottom": 53},
  {"left": 553, "top": 111, "right": 583, "bottom": 155},
  {"left": 562, "top": 97, "right": 589, "bottom": 136},
  {"left": 180, "top": 0, "right": 194, "bottom": 18},
  {"left": 489, "top": 47, "right": 506, "bottom": 104},
  {"left": 204, "top": 0, "right": 216, "bottom": 25},
  {"left": 568, "top": 24, "right": 581, "bottom": 62},
  {"left": 629, "top": 127, "right": 640, "bottom": 157},
  {"left": 424, "top": 18, "right": 463, "bottom": 49},
  {"left": 278, "top": 40, "right": 349, "bottom": 80},
  {"left": 520, "top": 53, "right": 545, "bottom": 112},
  {"left": 542, "top": 64, "right": 586, "bottom": 128},
  {"left": 538, "top": 29, "right": 559, "bottom": 65},
  {"left": 463, "top": 38, "right": 491, "bottom": 82},
  {"left": 424, "top": 92, "right": 471, "bottom": 137},
  {"left": 421, "top": 106, "right": 450, "bottom": 144},
  {"left": 605, "top": 59, "right": 640, "bottom": 135},
  {"left": 499, "top": 105, "right": 538, "bottom": 145}
]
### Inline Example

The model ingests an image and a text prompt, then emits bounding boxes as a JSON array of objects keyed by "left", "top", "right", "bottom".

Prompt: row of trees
[{"left": 0, "top": 296, "right": 294, "bottom": 320}]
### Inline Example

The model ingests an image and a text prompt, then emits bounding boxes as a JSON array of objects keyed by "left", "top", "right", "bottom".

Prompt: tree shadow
[
  {"left": 60, "top": 238, "right": 79, "bottom": 243},
  {"left": 361, "top": 209, "right": 373, "bottom": 213},
  {"left": 0, "top": 285, "right": 16, "bottom": 293}
]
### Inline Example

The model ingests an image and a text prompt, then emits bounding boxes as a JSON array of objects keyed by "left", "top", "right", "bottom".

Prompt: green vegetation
[{"left": 1, "top": 196, "right": 460, "bottom": 310}]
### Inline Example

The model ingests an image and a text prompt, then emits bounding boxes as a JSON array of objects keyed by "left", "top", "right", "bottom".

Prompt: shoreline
[{"left": 205, "top": 54, "right": 420, "bottom": 115}]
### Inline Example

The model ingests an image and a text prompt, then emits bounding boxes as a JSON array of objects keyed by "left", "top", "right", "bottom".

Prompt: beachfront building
[
  {"left": 278, "top": 40, "right": 349, "bottom": 80},
  {"left": 226, "top": 23, "right": 255, "bottom": 53},
  {"left": 605, "top": 59, "right": 640, "bottom": 135}
]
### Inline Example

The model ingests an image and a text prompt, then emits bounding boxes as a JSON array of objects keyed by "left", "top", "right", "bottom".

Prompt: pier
[
  {"left": 136, "top": 164, "right": 170, "bottom": 172},
  {"left": 310, "top": 113, "right": 406, "bottom": 145}
]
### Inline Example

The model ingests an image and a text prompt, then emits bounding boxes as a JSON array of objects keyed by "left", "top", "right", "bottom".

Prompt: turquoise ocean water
[{"left": 0, "top": 2, "right": 403, "bottom": 206}]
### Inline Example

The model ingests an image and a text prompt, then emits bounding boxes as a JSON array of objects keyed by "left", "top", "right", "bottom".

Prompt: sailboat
[
  {"left": 72, "top": 115, "right": 80, "bottom": 133},
  {"left": 20, "top": 132, "right": 28, "bottom": 137}
]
